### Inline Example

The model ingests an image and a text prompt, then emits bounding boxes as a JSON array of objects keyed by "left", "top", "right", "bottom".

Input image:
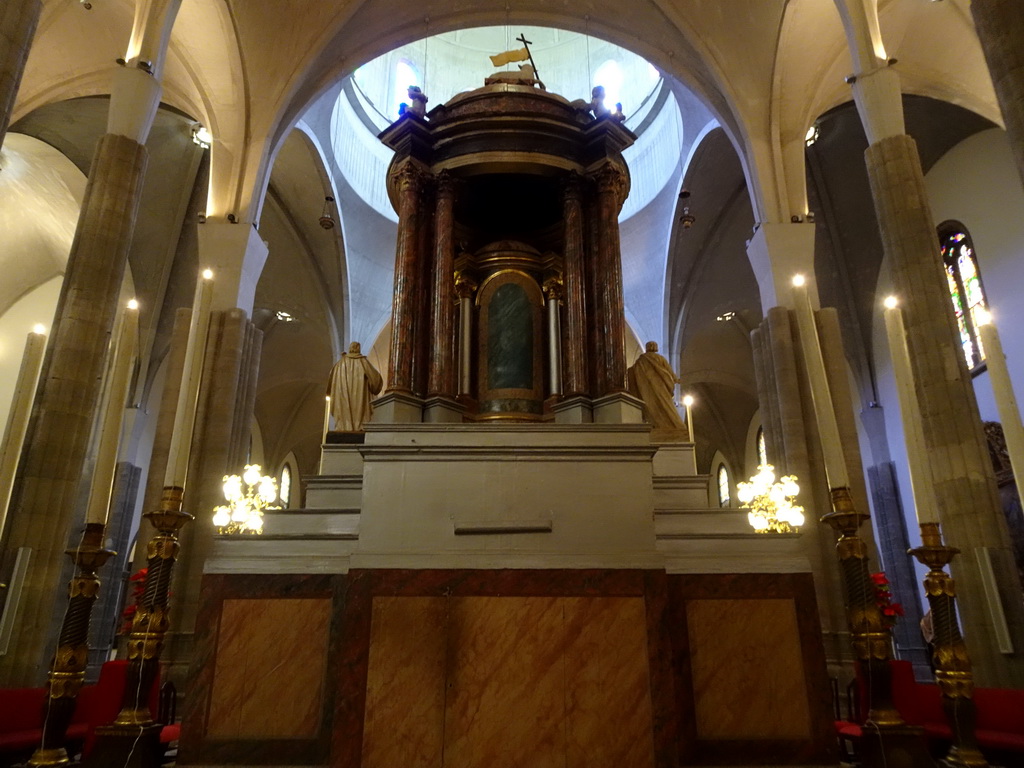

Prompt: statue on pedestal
[
  {"left": 327, "top": 342, "right": 383, "bottom": 432},
  {"left": 627, "top": 341, "right": 688, "bottom": 440}
]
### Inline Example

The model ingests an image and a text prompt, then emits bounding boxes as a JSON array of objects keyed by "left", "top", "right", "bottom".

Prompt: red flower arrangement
[
  {"left": 871, "top": 571, "right": 905, "bottom": 627},
  {"left": 119, "top": 568, "right": 148, "bottom": 635}
]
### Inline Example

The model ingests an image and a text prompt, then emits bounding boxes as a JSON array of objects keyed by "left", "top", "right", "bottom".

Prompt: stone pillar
[
  {"left": 427, "top": 172, "right": 457, "bottom": 399},
  {"left": 166, "top": 310, "right": 261, "bottom": 687},
  {"left": 561, "top": 173, "right": 589, "bottom": 397},
  {"left": 386, "top": 163, "right": 426, "bottom": 396},
  {"left": 971, "top": 0, "right": 1024, "bottom": 191},
  {"left": 864, "top": 132, "right": 1024, "bottom": 684},
  {"left": 0, "top": 132, "right": 149, "bottom": 686},
  {"left": 754, "top": 309, "right": 850, "bottom": 667},
  {"left": 0, "top": 0, "right": 40, "bottom": 151},
  {"left": 590, "top": 164, "right": 629, "bottom": 396}
]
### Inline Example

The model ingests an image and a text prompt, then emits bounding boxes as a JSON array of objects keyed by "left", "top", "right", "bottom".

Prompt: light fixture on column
[
  {"left": 212, "top": 464, "right": 280, "bottom": 535},
  {"left": 191, "top": 124, "right": 212, "bottom": 149},
  {"left": 738, "top": 464, "right": 804, "bottom": 533},
  {"left": 319, "top": 195, "right": 336, "bottom": 230},
  {"left": 678, "top": 189, "right": 695, "bottom": 229},
  {"left": 805, "top": 123, "right": 820, "bottom": 147}
]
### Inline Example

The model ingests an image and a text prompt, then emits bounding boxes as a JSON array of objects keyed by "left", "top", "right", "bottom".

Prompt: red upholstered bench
[
  {"left": 835, "top": 660, "right": 1024, "bottom": 760},
  {"left": 0, "top": 685, "right": 94, "bottom": 758},
  {"left": 81, "top": 660, "right": 179, "bottom": 759}
]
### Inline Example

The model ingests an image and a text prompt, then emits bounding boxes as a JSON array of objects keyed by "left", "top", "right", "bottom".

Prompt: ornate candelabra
[
  {"left": 909, "top": 523, "right": 988, "bottom": 768},
  {"left": 822, "top": 487, "right": 934, "bottom": 768},
  {"left": 84, "top": 487, "right": 192, "bottom": 768},
  {"left": 28, "top": 523, "right": 115, "bottom": 768}
]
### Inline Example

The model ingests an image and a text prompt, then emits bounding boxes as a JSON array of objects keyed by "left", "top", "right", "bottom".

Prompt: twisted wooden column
[
  {"left": 428, "top": 171, "right": 457, "bottom": 398},
  {"left": 28, "top": 524, "right": 114, "bottom": 767},
  {"left": 561, "top": 172, "right": 588, "bottom": 397},
  {"left": 387, "top": 162, "right": 426, "bottom": 395}
]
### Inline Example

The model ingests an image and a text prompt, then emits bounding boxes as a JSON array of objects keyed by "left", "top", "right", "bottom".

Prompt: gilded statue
[
  {"left": 327, "top": 342, "right": 383, "bottom": 432},
  {"left": 627, "top": 341, "right": 688, "bottom": 440}
]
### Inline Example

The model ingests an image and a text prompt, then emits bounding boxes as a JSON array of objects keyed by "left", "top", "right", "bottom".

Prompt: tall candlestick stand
[
  {"left": 909, "top": 523, "right": 989, "bottom": 768},
  {"left": 28, "top": 523, "right": 115, "bottom": 767},
  {"left": 84, "top": 487, "right": 192, "bottom": 768},
  {"left": 822, "top": 487, "right": 934, "bottom": 768}
]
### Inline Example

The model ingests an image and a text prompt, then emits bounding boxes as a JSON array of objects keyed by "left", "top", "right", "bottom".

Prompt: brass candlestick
[
  {"left": 84, "top": 486, "right": 192, "bottom": 768},
  {"left": 28, "top": 523, "right": 115, "bottom": 768},
  {"left": 909, "top": 523, "right": 988, "bottom": 768},
  {"left": 822, "top": 487, "right": 934, "bottom": 768}
]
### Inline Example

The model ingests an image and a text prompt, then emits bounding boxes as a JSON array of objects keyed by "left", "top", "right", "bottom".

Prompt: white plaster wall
[
  {"left": 925, "top": 128, "right": 1024, "bottom": 425},
  {"left": 0, "top": 277, "right": 62, "bottom": 437}
]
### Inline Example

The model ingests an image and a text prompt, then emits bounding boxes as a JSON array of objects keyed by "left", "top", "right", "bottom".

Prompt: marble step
[
  {"left": 319, "top": 445, "right": 365, "bottom": 476},
  {"left": 259, "top": 507, "right": 360, "bottom": 538},
  {"left": 305, "top": 476, "right": 363, "bottom": 508},
  {"left": 652, "top": 475, "right": 712, "bottom": 509},
  {"left": 654, "top": 507, "right": 753, "bottom": 539}
]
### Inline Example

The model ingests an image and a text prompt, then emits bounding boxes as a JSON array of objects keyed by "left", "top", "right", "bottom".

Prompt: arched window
[
  {"left": 593, "top": 59, "right": 624, "bottom": 112},
  {"left": 717, "top": 464, "right": 730, "bottom": 507},
  {"left": 391, "top": 59, "right": 420, "bottom": 119},
  {"left": 280, "top": 465, "right": 292, "bottom": 509},
  {"left": 940, "top": 223, "right": 988, "bottom": 370},
  {"left": 756, "top": 426, "right": 768, "bottom": 468}
]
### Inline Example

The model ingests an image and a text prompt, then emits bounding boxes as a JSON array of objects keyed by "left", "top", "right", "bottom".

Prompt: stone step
[
  {"left": 260, "top": 508, "right": 360, "bottom": 538},
  {"left": 304, "top": 476, "right": 363, "bottom": 508},
  {"left": 654, "top": 507, "right": 752, "bottom": 539},
  {"left": 652, "top": 475, "right": 711, "bottom": 508},
  {"left": 318, "top": 445, "right": 365, "bottom": 476}
]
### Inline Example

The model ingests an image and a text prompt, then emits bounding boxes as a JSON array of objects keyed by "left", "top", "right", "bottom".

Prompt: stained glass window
[
  {"left": 756, "top": 426, "right": 768, "bottom": 467},
  {"left": 940, "top": 225, "right": 987, "bottom": 369},
  {"left": 717, "top": 464, "right": 730, "bottom": 507},
  {"left": 280, "top": 465, "right": 292, "bottom": 509}
]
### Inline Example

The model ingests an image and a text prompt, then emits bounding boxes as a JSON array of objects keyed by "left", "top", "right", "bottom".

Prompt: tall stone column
[
  {"left": 971, "top": 0, "right": 1024, "bottom": 190},
  {"left": 855, "top": 66, "right": 1024, "bottom": 684},
  {"left": 590, "top": 164, "right": 629, "bottom": 396},
  {"left": 386, "top": 162, "right": 426, "bottom": 396},
  {"left": 0, "top": 130, "right": 150, "bottom": 685},
  {"left": 168, "top": 310, "right": 261, "bottom": 686},
  {"left": 0, "top": 0, "right": 40, "bottom": 150},
  {"left": 428, "top": 172, "right": 457, "bottom": 399},
  {"left": 754, "top": 309, "right": 849, "bottom": 666},
  {"left": 561, "top": 173, "right": 589, "bottom": 397}
]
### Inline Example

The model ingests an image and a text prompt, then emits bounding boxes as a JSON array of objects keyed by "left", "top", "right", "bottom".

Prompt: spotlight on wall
[
  {"left": 192, "top": 124, "right": 212, "bottom": 149},
  {"left": 319, "top": 195, "right": 336, "bottom": 230}
]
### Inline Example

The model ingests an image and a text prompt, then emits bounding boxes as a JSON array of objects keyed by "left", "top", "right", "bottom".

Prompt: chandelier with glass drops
[
  {"left": 737, "top": 464, "right": 805, "bottom": 534},
  {"left": 212, "top": 464, "right": 280, "bottom": 534}
]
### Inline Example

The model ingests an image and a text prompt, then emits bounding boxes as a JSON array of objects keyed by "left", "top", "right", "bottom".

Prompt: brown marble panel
[
  {"left": 331, "top": 570, "right": 673, "bottom": 768},
  {"left": 687, "top": 598, "right": 810, "bottom": 740},
  {"left": 563, "top": 597, "right": 655, "bottom": 768},
  {"left": 667, "top": 573, "right": 838, "bottom": 766},
  {"left": 444, "top": 596, "right": 568, "bottom": 768},
  {"left": 180, "top": 573, "right": 341, "bottom": 767},
  {"left": 208, "top": 597, "right": 331, "bottom": 739},
  {"left": 362, "top": 597, "right": 447, "bottom": 768}
]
